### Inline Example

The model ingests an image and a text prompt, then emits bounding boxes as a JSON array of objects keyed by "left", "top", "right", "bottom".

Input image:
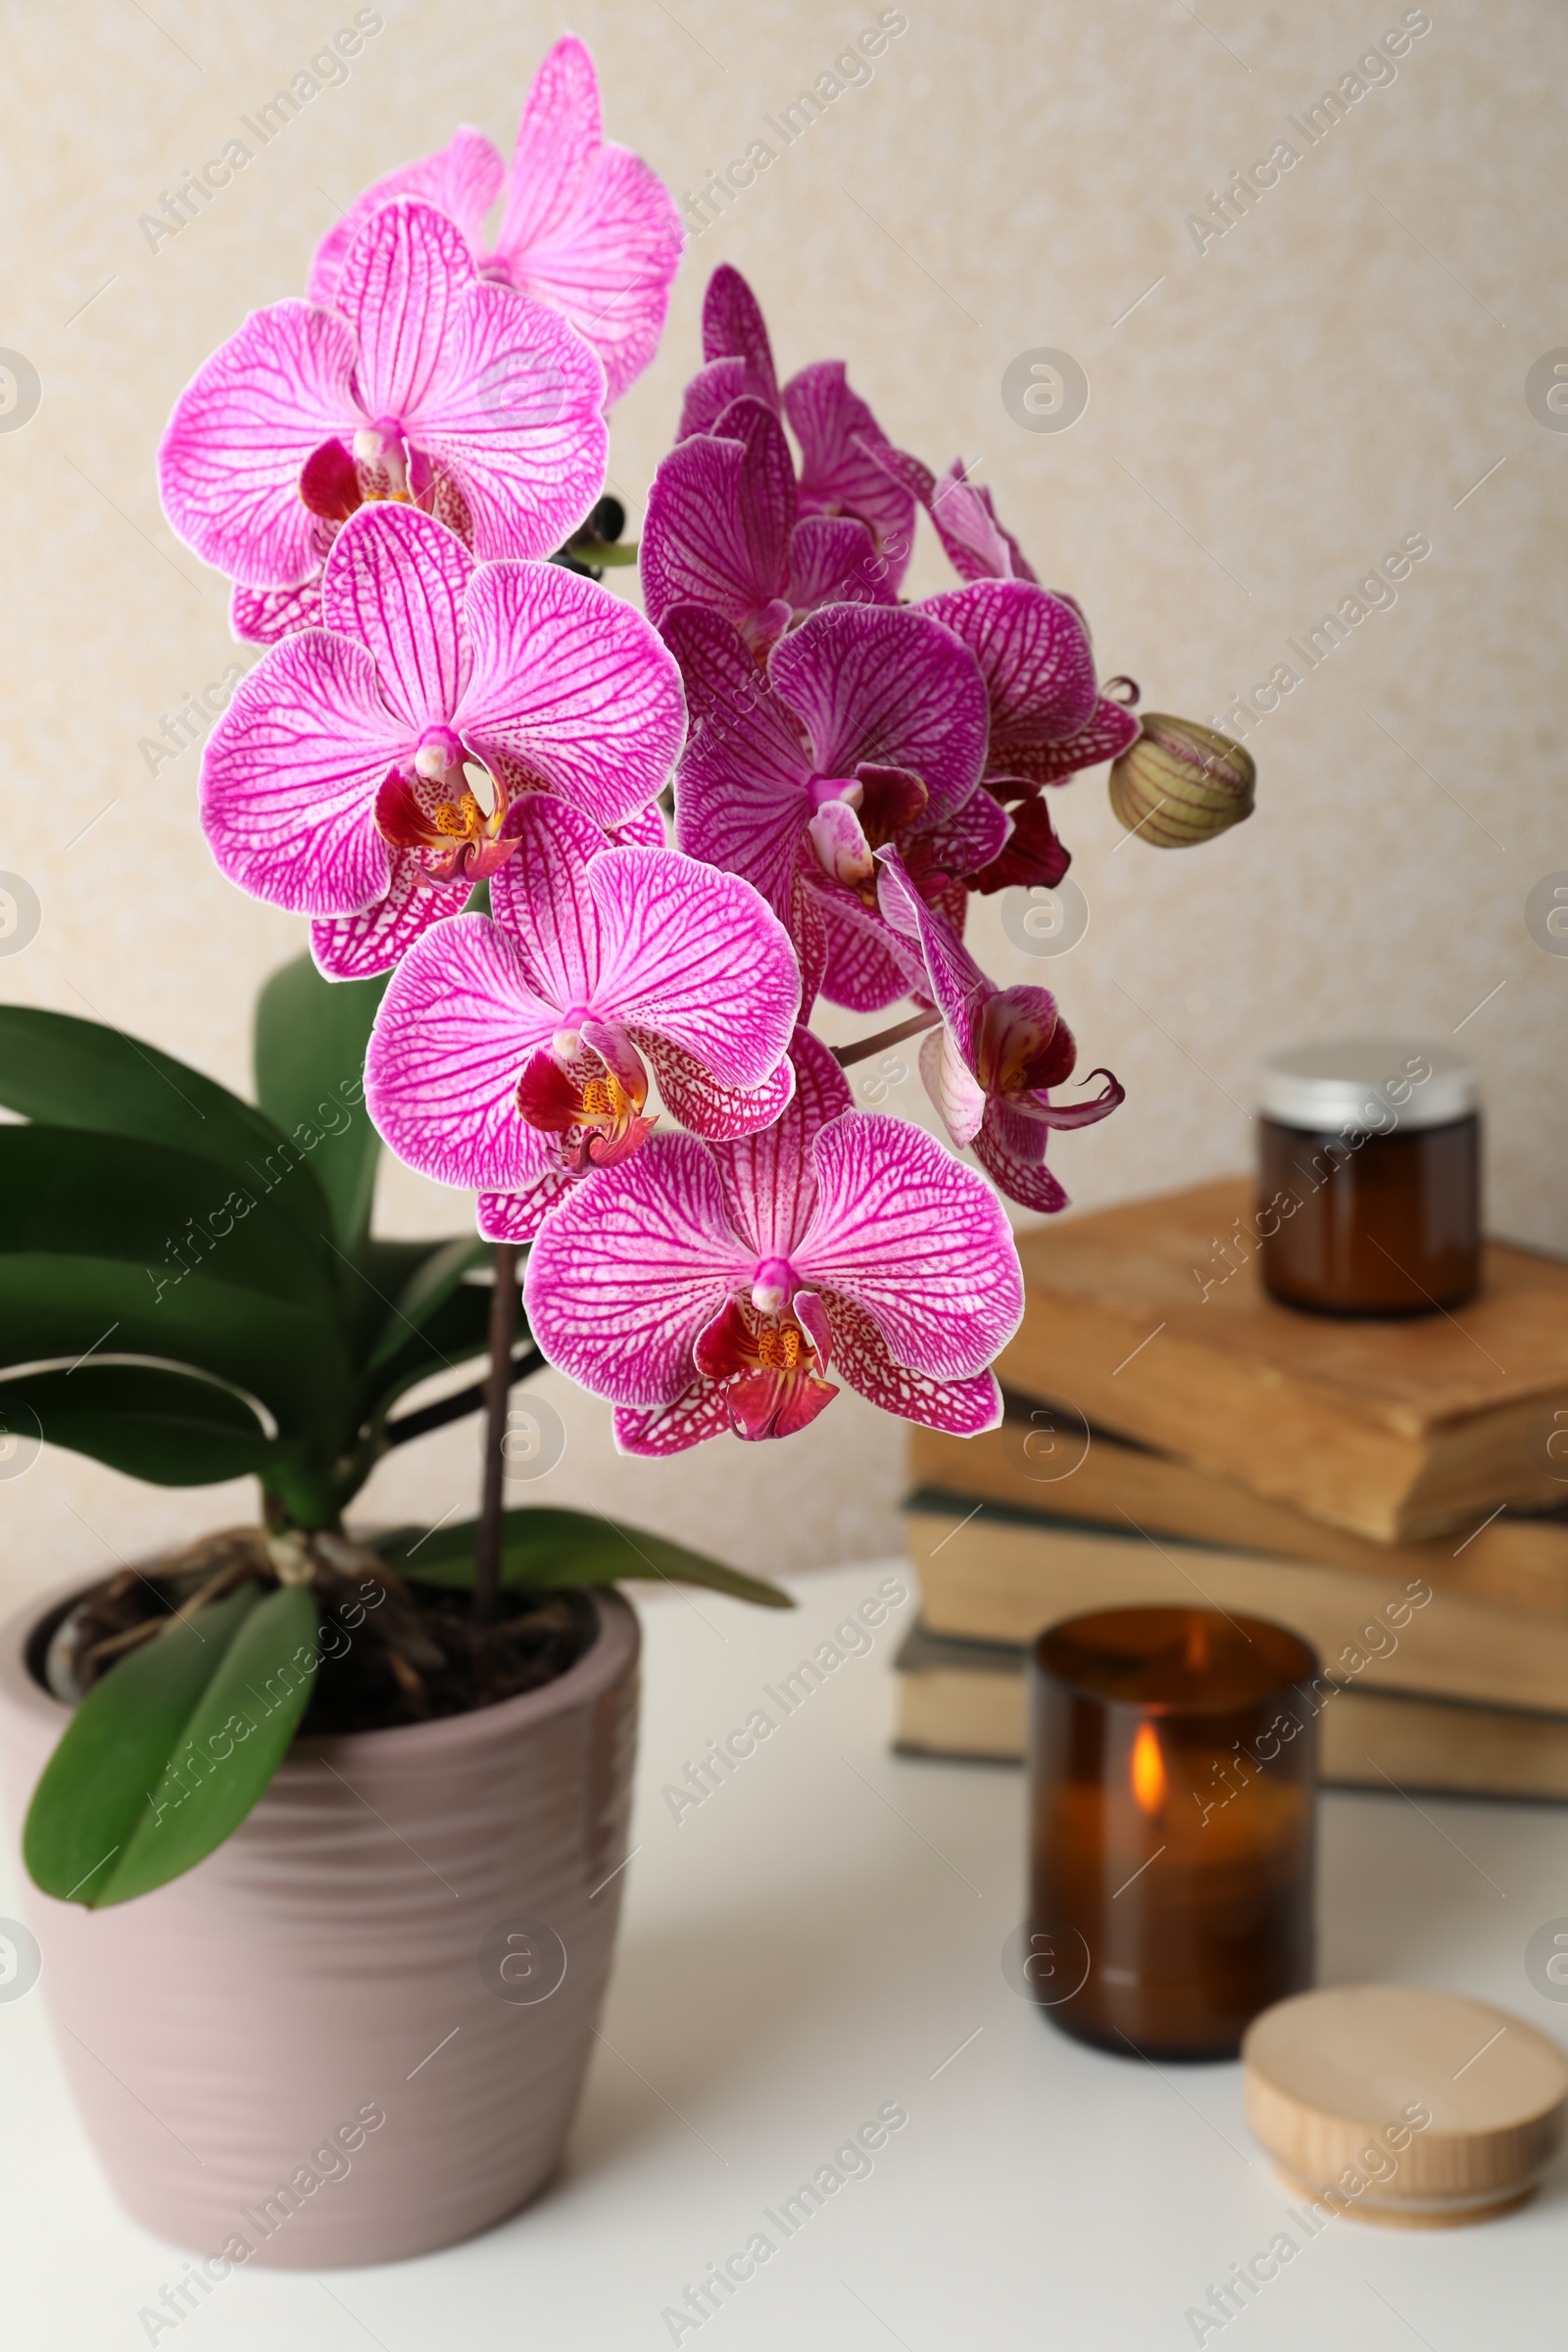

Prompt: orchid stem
[
  {"left": 832, "top": 1008, "right": 942, "bottom": 1070},
  {"left": 474, "top": 1244, "right": 519, "bottom": 1627}
]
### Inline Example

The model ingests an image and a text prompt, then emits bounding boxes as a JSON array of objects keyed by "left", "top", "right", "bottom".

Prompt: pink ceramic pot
[{"left": 0, "top": 1578, "right": 640, "bottom": 2267}]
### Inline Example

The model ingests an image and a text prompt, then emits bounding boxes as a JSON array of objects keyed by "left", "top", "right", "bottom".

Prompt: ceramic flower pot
[{"left": 0, "top": 1576, "right": 639, "bottom": 2268}]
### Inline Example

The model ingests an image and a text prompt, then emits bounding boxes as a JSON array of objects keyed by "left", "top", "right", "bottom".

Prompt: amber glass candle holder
[{"left": 1029, "top": 1606, "right": 1318, "bottom": 2061}]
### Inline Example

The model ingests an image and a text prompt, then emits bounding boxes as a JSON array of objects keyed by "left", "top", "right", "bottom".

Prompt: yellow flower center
[
  {"left": 757, "top": 1326, "right": 803, "bottom": 1371},
  {"left": 432, "top": 791, "right": 482, "bottom": 840},
  {"left": 581, "top": 1073, "right": 629, "bottom": 1122}
]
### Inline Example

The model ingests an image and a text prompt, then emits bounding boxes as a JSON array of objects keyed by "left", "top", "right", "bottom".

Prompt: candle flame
[{"left": 1131, "top": 1722, "right": 1167, "bottom": 1815}]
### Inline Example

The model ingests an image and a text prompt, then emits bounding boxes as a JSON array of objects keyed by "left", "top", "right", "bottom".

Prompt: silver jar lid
[{"left": 1260, "top": 1038, "right": 1478, "bottom": 1133}]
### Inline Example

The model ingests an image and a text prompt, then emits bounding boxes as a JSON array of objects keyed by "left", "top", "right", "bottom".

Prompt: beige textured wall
[{"left": 2, "top": 0, "right": 1563, "bottom": 1603}]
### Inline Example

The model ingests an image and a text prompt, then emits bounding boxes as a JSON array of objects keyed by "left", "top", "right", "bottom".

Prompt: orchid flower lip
[{"left": 808, "top": 774, "right": 863, "bottom": 811}]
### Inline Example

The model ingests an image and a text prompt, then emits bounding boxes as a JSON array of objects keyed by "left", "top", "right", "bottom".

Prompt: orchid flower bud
[{"left": 1109, "top": 714, "right": 1255, "bottom": 848}]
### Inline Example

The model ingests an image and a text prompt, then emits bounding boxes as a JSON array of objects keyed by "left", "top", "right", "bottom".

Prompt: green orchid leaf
[
  {"left": 347, "top": 1239, "right": 447, "bottom": 1358},
  {"left": 24, "top": 1582, "right": 320, "bottom": 1907},
  {"left": 367, "top": 1236, "right": 490, "bottom": 1374},
  {"left": 375, "top": 1508, "right": 794, "bottom": 1609},
  {"left": 357, "top": 1275, "right": 505, "bottom": 1415},
  {"left": 0, "top": 1257, "right": 347, "bottom": 1440},
  {"left": 381, "top": 1341, "right": 540, "bottom": 1448},
  {"left": 0, "top": 1364, "right": 284, "bottom": 1487},
  {"left": 253, "top": 955, "right": 388, "bottom": 1256},
  {"left": 0, "top": 1004, "right": 334, "bottom": 1243},
  {"left": 0, "top": 1126, "right": 339, "bottom": 1315},
  {"left": 357, "top": 1238, "right": 448, "bottom": 1295}
]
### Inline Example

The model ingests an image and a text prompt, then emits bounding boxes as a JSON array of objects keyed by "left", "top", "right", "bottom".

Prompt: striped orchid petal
[
  {"left": 614, "top": 1382, "right": 737, "bottom": 1457},
  {"left": 769, "top": 605, "right": 988, "bottom": 825},
  {"left": 921, "top": 579, "right": 1099, "bottom": 768},
  {"left": 999, "top": 693, "right": 1143, "bottom": 788},
  {"left": 159, "top": 302, "right": 358, "bottom": 590},
  {"left": 640, "top": 1036, "right": 798, "bottom": 1142},
  {"left": 523, "top": 1030, "right": 1022, "bottom": 1451},
  {"left": 200, "top": 503, "right": 679, "bottom": 962},
  {"left": 307, "top": 126, "right": 506, "bottom": 310},
  {"left": 711, "top": 1028, "right": 849, "bottom": 1261},
  {"left": 973, "top": 1102, "right": 1070, "bottom": 1215},
  {"left": 312, "top": 858, "right": 470, "bottom": 982},
  {"left": 586, "top": 843, "right": 800, "bottom": 1090},
  {"left": 366, "top": 912, "right": 561, "bottom": 1193},
  {"left": 677, "top": 357, "right": 750, "bottom": 441},
  {"left": 488, "top": 794, "right": 608, "bottom": 1004},
  {"left": 232, "top": 575, "right": 325, "bottom": 647},
  {"left": 643, "top": 389, "right": 889, "bottom": 656},
  {"left": 878, "top": 844, "right": 1122, "bottom": 1206},
  {"left": 819, "top": 1292, "right": 1004, "bottom": 1435},
  {"left": 367, "top": 797, "right": 798, "bottom": 1213},
  {"left": 490, "top": 37, "right": 681, "bottom": 407},
  {"left": 307, "top": 43, "right": 680, "bottom": 409},
  {"left": 687, "top": 267, "right": 914, "bottom": 585},
  {"left": 524, "top": 1136, "right": 754, "bottom": 1406},
  {"left": 201, "top": 630, "right": 400, "bottom": 914},
  {"left": 868, "top": 447, "right": 1039, "bottom": 584},
  {"left": 877, "top": 848, "right": 987, "bottom": 1057},
  {"left": 668, "top": 600, "right": 990, "bottom": 1005},
  {"left": 814, "top": 888, "right": 926, "bottom": 1014},
  {"left": 665, "top": 605, "right": 812, "bottom": 922},
  {"left": 783, "top": 360, "right": 915, "bottom": 590},
  {"left": 160, "top": 197, "right": 606, "bottom": 596},
  {"left": 700, "top": 265, "right": 780, "bottom": 408},
  {"left": 320, "top": 497, "right": 475, "bottom": 723},
  {"left": 459, "top": 557, "right": 684, "bottom": 831},
  {"left": 641, "top": 403, "right": 794, "bottom": 649},
  {"left": 477, "top": 1174, "right": 577, "bottom": 1246},
  {"left": 794, "top": 1113, "right": 1022, "bottom": 1379},
  {"left": 920, "top": 1025, "right": 988, "bottom": 1149}
]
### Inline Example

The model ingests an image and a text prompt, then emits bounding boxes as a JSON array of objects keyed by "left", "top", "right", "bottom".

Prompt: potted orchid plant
[{"left": 0, "top": 34, "right": 1250, "bottom": 2274}]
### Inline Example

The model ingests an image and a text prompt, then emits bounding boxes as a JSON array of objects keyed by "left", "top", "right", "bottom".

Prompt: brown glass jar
[
  {"left": 1028, "top": 1606, "right": 1318, "bottom": 2061},
  {"left": 1257, "top": 1040, "right": 1480, "bottom": 1316}
]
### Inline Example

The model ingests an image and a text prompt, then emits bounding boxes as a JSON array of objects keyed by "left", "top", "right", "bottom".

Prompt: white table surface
[{"left": 4, "top": 1558, "right": 1566, "bottom": 2349}]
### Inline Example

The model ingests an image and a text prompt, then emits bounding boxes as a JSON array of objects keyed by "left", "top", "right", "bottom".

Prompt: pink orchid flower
[
  {"left": 675, "top": 266, "right": 915, "bottom": 596},
  {"left": 523, "top": 1030, "right": 1023, "bottom": 1453},
  {"left": 200, "top": 502, "right": 683, "bottom": 979},
  {"left": 365, "top": 797, "right": 801, "bottom": 1244},
  {"left": 663, "top": 600, "right": 1003, "bottom": 1011},
  {"left": 307, "top": 39, "right": 681, "bottom": 412},
  {"left": 642, "top": 394, "right": 896, "bottom": 658},
  {"left": 878, "top": 850, "right": 1123, "bottom": 1212},
  {"left": 159, "top": 196, "right": 607, "bottom": 613},
  {"left": 920, "top": 578, "right": 1143, "bottom": 895},
  {"left": 871, "top": 446, "right": 1039, "bottom": 585}
]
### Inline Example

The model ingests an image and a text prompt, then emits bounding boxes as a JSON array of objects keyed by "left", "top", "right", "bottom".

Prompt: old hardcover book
[
  {"left": 995, "top": 1177, "right": 1568, "bottom": 1543},
  {"left": 893, "top": 1623, "right": 1568, "bottom": 1800},
  {"left": 906, "top": 1498, "right": 1568, "bottom": 1717},
  {"left": 909, "top": 1405, "right": 1568, "bottom": 1621}
]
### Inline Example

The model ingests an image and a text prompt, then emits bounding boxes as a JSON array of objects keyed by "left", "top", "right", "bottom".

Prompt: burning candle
[{"left": 1028, "top": 1605, "right": 1318, "bottom": 2060}]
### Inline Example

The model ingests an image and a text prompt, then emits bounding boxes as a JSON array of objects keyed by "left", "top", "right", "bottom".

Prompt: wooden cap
[{"left": 1243, "top": 1985, "right": 1568, "bottom": 2227}]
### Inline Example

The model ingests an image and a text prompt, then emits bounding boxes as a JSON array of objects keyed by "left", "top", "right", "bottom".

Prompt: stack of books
[{"left": 897, "top": 1178, "right": 1568, "bottom": 1798}]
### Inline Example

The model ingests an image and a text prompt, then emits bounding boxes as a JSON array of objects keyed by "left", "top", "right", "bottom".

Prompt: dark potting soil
[
  {"left": 302, "top": 1579, "right": 596, "bottom": 1734},
  {"left": 37, "top": 1536, "right": 597, "bottom": 1736}
]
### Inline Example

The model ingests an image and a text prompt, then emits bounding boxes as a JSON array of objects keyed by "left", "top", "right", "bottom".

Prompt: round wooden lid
[{"left": 1242, "top": 1986, "right": 1568, "bottom": 2227}]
